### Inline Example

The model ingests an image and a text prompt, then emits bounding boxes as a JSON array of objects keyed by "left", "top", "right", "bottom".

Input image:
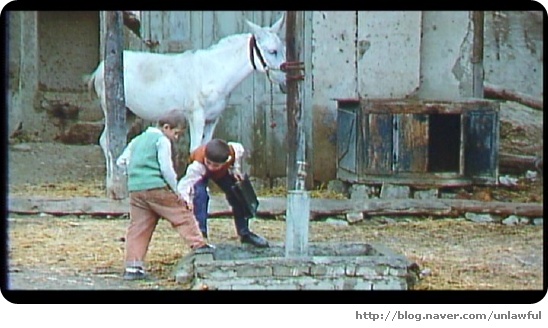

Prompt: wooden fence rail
[{"left": 8, "top": 196, "right": 543, "bottom": 219}]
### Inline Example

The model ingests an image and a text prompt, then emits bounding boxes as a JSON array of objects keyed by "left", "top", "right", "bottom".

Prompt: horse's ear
[
  {"left": 246, "top": 19, "right": 262, "bottom": 35},
  {"left": 269, "top": 14, "right": 285, "bottom": 34}
]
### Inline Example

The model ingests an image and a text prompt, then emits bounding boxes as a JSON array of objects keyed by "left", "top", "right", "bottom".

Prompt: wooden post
[
  {"left": 286, "top": 10, "right": 300, "bottom": 191},
  {"left": 472, "top": 11, "right": 484, "bottom": 98},
  {"left": 284, "top": 11, "right": 309, "bottom": 258},
  {"left": 104, "top": 11, "right": 127, "bottom": 199}
]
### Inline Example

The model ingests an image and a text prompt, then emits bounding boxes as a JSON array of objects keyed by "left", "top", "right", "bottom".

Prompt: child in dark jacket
[{"left": 177, "top": 138, "right": 269, "bottom": 247}]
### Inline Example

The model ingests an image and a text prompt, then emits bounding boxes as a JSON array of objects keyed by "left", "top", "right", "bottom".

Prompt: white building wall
[
  {"left": 310, "top": 11, "right": 358, "bottom": 181},
  {"left": 417, "top": 11, "right": 474, "bottom": 99},
  {"left": 484, "top": 11, "right": 543, "bottom": 99},
  {"left": 357, "top": 11, "right": 422, "bottom": 98}
]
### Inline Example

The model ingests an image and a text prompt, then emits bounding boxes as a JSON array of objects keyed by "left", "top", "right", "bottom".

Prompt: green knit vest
[{"left": 127, "top": 130, "right": 169, "bottom": 192}]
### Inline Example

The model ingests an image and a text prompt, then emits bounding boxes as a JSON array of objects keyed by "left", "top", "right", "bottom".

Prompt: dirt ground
[{"left": 4, "top": 102, "right": 545, "bottom": 293}]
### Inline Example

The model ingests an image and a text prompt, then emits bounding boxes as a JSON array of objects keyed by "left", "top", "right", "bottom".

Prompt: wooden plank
[
  {"left": 164, "top": 11, "right": 192, "bottom": 53},
  {"left": 485, "top": 83, "right": 543, "bottom": 110},
  {"left": 165, "top": 11, "right": 188, "bottom": 41},
  {"left": 8, "top": 196, "right": 543, "bottom": 218},
  {"left": 244, "top": 11, "right": 264, "bottom": 178},
  {"left": 396, "top": 113, "right": 428, "bottom": 172},
  {"left": 349, "top": 175, "right": 475, "bottom": 187},
  {"left": 364, "top": 113, "right": 393, "bottom": 174},
  {"left": 361, "top": 99, "right": 499, "bottom": 114},
  {"left": 500, "top": 153, "right": 542, "bottom": 174},
  {"left": 147, "top": 11, "right": 163, "bottom": 53},
  {"left": 251, "top": 11, "right": 288, "bottom": 180}
]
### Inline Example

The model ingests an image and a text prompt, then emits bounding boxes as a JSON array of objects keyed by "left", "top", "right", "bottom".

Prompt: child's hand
[
  {"left": 177, "top": 193, "right": 193, "bottom": 210},
  {"left": 232, "top": 169, "right": 245, "bottom": 181},
  {"left": 184, "top": 201, "right": 193, "bottom": 211}
]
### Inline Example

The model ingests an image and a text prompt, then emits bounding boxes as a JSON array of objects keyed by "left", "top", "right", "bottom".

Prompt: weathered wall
[
  {"left": 311, "top": 11, "right": 357, "bottom": 183},
  {"left": 484, "top": 11, "right": 543, "bottom": 99},
  {"left": 38, "top": 12, "right": 99, "bottom": 92},
  {"left": 8, "top": 11, "right": 100, "bottom": 142},
  {"left": 357, "top": 11, "right": 422, "bottom": 98},
  {"left": 8, "top": 11, "right": 39, "bottom": 139},
  {"left": 7, "top": 11, "right": 23, "bottom": 136},
  {"left": 417, "top": 11, "right": 475, "bottom": 99}
]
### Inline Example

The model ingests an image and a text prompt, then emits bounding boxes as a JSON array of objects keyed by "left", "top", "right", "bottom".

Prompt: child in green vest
[{"left": 116, "top": 110, "right": 213, "bottom": 280}]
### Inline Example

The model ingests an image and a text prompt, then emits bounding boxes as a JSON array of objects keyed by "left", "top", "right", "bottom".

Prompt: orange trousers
[{"left": 125, "top": 187, "right": 205, "bottom": 267}]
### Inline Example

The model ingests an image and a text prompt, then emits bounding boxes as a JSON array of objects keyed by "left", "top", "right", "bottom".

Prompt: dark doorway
[{"left": 428, "top": 114, "right": 461, "bottom": 172}]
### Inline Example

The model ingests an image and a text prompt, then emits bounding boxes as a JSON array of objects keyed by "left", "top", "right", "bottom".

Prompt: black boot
[{"left": 240, "top": 232, "right": 269, "bottom": 248}]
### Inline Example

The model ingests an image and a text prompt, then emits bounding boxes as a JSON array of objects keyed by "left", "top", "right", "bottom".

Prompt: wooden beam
[
  {"left": 8, "top": 196, "right": 543, "bottom": 219},
  {"left": 286, "top": 11, "right": 299, "bottom": 190},
  {"left": 484, "top": 83, "right": 543, "bottom": 110},
  {"left": 104, "top": 11, "right": 128, "bottom": 199},
  {"left": 499, "top": 152, "right": 542, "bottom": 174}
]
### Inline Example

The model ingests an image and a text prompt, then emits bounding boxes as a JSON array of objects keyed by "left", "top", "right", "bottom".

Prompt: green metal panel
[
  {"left": 337, "top": 108, "right": 358, "bottom": 174},
  {"left": 463, "top": 109, "right": 499, "bottom": 183}
]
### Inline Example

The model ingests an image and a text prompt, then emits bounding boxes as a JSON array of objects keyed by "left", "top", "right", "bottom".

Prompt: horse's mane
[
  {"left": 174, "top": 33, "right": 249, "bottom": 60},
  {"left": 204, "top": 33, "right": 249, "bottom": 52}
]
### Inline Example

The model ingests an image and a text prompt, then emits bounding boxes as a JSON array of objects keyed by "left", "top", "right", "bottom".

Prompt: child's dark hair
[
  {"left": 157, "top": 109, "right": 186, "bottom": 129},
  {"left": 205, "top": 139, "right": 231, "bottom": 163}
]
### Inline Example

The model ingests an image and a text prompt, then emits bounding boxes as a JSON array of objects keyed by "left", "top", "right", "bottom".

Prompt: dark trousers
[{"left": 192, "top": 174, "right": 251, "bottom": 237}]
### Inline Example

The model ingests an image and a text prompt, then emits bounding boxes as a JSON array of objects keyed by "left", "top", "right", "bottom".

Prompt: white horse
[{"left": 88, "top": 15, "right": 287, "bottom": 197}]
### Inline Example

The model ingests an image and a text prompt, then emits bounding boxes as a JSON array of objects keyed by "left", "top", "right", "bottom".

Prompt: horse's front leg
[
  {"left": 188, "top": 109, "right": 205, "bottom": 152},
  {"left": 98, "top": 97, "right": 115, "bottom": 197},
  {"left": 202, "top": 117, "right": 220, "bottom": 146},
  {"left": 101, "top": 105, "right": 134, "bottom": 199}
]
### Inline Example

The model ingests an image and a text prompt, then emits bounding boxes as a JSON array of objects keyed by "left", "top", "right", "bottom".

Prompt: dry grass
[
  {"left": 7, "top": 213, "right": 543, "bottom": 290},
  {"left": 9, "top": 182, "right": 107, "bottom": 198}
]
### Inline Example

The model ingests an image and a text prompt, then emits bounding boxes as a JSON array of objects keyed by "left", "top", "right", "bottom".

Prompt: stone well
[{"left": 173, "top": 242, "right": 419, "bottom": 290}]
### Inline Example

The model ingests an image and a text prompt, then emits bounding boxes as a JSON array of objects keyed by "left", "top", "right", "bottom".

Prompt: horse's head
[{"left": 246, "top": 15, "right": 287, "bottom": 94}]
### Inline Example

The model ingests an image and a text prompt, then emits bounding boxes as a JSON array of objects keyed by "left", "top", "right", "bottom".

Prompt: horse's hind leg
[
  {"left": 99, "top": 125, "right": 111, "bottom": 189},
  {"left": 202, "top": 117, "right": 220, "bottom": 145},
  {"left": 125, "top": 109, "right": 142, "bottom": 140},
  {"left": 188, "top": 109, "right": 205, "bottom": 152}
]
